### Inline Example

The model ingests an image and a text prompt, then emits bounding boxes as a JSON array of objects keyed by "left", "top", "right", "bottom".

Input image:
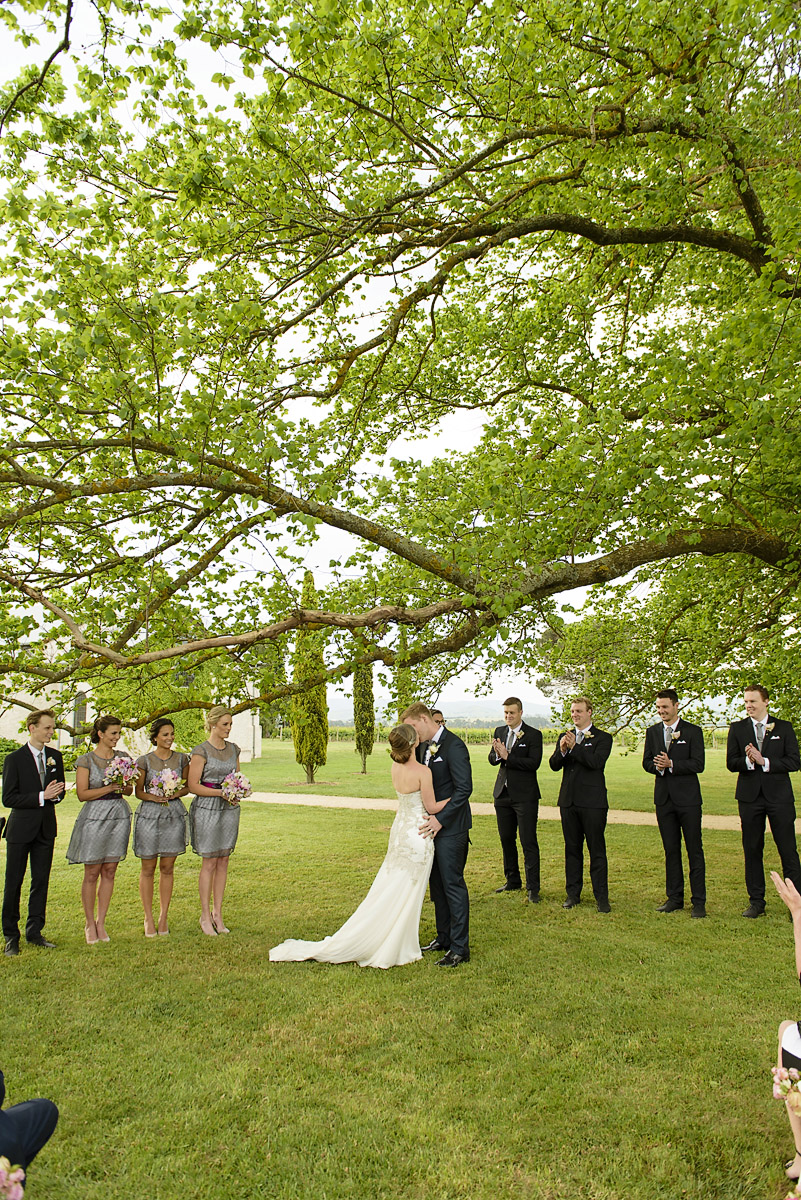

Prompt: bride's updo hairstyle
[
  {"left": 388, "top": 723, "right": 417, "bottom": 763},
  {"left": 205, "top": 705, "right": 232, "bottom": 733},
  {"left": 90, "top": 714, "right": 123, "bottom": 743}
]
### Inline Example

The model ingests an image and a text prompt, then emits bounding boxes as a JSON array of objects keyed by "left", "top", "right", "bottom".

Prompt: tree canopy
[{"left": 1, "top": 0, "right": 800, "bottom": 731}]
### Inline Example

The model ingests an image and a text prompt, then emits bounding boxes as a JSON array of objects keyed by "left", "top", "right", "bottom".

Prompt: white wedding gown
[{"left": 269, "top": 790, "right": 434, "bottom": 969}]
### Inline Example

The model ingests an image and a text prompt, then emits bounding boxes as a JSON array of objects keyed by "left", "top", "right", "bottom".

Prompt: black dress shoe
[
  {"left": 495, "top": 883, "right": 522, "bottom": 893},
  {"left": 742, "top": 903, "right": 765, "bottom": 918},
  {"left": 421, "top": 938, "right": 448, "bottom": 953},
  {"left": 4, "top": 939, "right": 20, "bottom": 957},
  {"left": 562, "top": 897, "right": 580, "bottom": 909},
  {"left": 656, "top": 900, "right": 684, "bottom": 913},
  {"left": 26, "top": 935, "right": 56, "bottom": 948},
  {"left": 526, "top": 890, "right": 541, "bottom": 903},
  {"left": 596, "top": 900, "right": 611, "bottom": 913},
  {"left": 690, "top": 904, "right": 707, "bottom": 918},
  {"left": 437, "top": 951, "right": 470, "bottom": 967}
]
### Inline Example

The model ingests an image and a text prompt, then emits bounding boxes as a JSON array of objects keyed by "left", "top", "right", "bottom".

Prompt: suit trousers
[
  {"left": 494, "top": 792, "right": 540, "bottom": 893},
  {"left": 2, "top": 832, "right": 55, "bottom": 941},
  {"left": 429, "top": 831, "right": 470, "bottom": 956},
  {"left": 739, "top": 791, "right": 801, "bottom": 905},
  {"left": 0, "top": 1097, "right": 59, "bottom": 1171},
  {"left": 561, "top": 806, "right": 608, "bottom": 903},
  {"left": 655, "top": 800, "right": 706, "bottom": 905}
]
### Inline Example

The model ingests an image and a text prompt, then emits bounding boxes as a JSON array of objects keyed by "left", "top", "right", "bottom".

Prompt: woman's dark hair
[
  {"left": 149, "top": 718, "right": 175, "bottom": 745},
  {"left": 90, "top": 714, "right": 123, "bottom": 743}
]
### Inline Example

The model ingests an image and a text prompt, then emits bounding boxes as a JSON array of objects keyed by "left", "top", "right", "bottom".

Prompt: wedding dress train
[{"left": 269, "top": 790, "right": 433, "bottom": 969}]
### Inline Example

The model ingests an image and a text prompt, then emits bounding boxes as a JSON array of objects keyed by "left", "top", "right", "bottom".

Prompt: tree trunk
[{"left": 305, "top": 764, "right": 315, "bottom": 784}]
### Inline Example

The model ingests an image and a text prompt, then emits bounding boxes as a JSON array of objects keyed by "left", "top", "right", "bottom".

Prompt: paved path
[{"left": 248, "top": 791, "right": 747, "bottom": 831}]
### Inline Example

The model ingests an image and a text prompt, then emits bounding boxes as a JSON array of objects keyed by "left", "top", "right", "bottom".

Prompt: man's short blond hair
[
  {"left": 572, "top": 696, "right": 593, "bottom": 713},
  {"left": 401, "top": 702, "right": 431, "bottom": 721},
  {"left": 27, "top": 709, "right": 56, "bottom": 730}
]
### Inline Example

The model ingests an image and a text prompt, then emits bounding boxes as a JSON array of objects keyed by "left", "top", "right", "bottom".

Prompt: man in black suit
[
  {"left": 642, "top": 689, "right": 707, "bottom": 918},
  {"left": 489, "top": 696, "right": 543, "bottom": 903},
  {"left": 0, "top": 1068, "right": 58, "bottom": 1185},
  {"left": 403, "top": 702, "right": 472, "bottom": 966},
  {"left": 727, "top": 684, "right": 801, "bottom": 917},
  {"left": 549, "top": 697, "right": 613, "bottom": 912},
  {"left": 2, "top": 709, "right": 65, "bottom": 956}
]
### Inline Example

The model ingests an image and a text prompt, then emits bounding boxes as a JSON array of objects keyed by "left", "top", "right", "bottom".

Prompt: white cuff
[
  {"left": 763, "top": 758, "right": 770, "bottom": 773},
  {"left": 39, "top": 790, "right": 45, "bottom": 806},
  {"left": 746, "top": 759, "right": 755, "bottom": 770}
]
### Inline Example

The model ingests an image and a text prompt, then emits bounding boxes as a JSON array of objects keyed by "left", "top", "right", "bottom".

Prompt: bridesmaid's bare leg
[
  {"left": 199, "top": 857, "right": 218, "bottom": 935},
  {"left": 157, "top": 857, "right": 176, "bottom": 933},
  {"left": 96, "top": 862, "right": 118, "bottom": 939},
  {"left": 211, "top": 856, "right": 230, "bottom": 932},
  {"left": 140, "top": 857, "right": 157, "bottom": 935},
  {"left": 82, "top": 864, "right": 101, "bottom": 941}
]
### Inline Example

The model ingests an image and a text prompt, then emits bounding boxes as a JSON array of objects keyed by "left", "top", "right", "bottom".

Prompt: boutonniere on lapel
[
  {"left": 46, "top": 755, "right": 57, "bottom": 767},
  {"left": 514, "top": 730, "right": 524, "bottom": 741},
  {"left": 670, "top": 730, "right": 680, "bottom": 742},
  {"left": 429, "top": 745, "right": 441, "bottom": 762},
  {"left": 766, "top": 722, "right": 776, "bottom": 733}
]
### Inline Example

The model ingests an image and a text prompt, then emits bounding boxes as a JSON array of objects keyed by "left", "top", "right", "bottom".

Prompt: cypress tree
[
  {"left": 291, "top": 571, "right": 328, "bottom": 783},
  {"left": 395, "top": 627, "right": 414, "bottom": 719},
  {"left": 353, "top": 657, "right": 375, "bottom": 774}
]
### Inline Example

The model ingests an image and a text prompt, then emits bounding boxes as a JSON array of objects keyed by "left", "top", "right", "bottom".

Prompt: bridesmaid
[
  {"left": 66, "top": 714, "right": 135, "bottom": 944},
  {"left": 188, "top": 706, "right": 241, "bottom": 937},
  {"left": 133, "top": 718, "right": 190, "bottom": 937}
]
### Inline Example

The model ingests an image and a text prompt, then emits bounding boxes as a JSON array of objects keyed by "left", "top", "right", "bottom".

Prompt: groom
[{"left": 403, "top": 703, "right": 472, "bottom": 966}]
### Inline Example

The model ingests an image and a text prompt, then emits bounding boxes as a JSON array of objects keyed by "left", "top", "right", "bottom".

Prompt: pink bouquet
[
  {"left": 0, "top": 1158, "right": 25, "bottom": 1200},
  {"left": 149, "top": 768, "right": 183, "bottom": 801},
  {"left": 220, "top": 771, "right": 252, "bottom": 805},
  {"left": 773, "top": 1066, "right": 801, "bottom": 1114},
  {"left": 103, "top": 756, "right": 139, "bottom": 788}
]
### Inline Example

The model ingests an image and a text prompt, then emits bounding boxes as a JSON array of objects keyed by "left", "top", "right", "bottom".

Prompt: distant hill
[{"left": 328, "top": 694, "right": 554, "bottom": 727}]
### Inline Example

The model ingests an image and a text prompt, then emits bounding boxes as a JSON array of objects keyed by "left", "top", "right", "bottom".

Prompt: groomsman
[
  {"left": 727, "top": 685, "right": 801, "bottom": 917},
  {"left": 489, "top": 697, "right": 543, "bottom": 902},
  {"left": 549, "top": 698, "right": 613, "bottom": 912},
  {"left": 642, "top": 690, "right": 706, "bottom": 917},
  {"left": 2, "top": 709, "right": 65, "bottom": 956}
]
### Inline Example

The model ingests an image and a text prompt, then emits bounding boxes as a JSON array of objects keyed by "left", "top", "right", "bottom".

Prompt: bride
[{"left": 269, "top": 724, "right": 451, "bottom": 969}]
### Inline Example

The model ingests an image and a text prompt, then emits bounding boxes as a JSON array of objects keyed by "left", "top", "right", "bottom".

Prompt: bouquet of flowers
[
  {"left": 103, "top": 756, "right": 139, "bottom": 789},
  {"left": 149, "top": 768, "right": 184, "bottom": 802},
  {"left": 220, "top": 771, "right": 252, "bottom": 805},
  {"left": 785, "top": 1186, "right": 801, "bottom": 1200},
  {"left": 0, "top": 1158, "right": 25, "bottom": 1200},
  {"left": 773, "top": 1066, "right": 801, "bottom": 1114}
]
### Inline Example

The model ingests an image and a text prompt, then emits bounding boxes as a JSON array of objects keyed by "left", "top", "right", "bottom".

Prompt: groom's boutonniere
[
  {"left": 670, "top": 730, "right": 680, "bottom": 742},
  {"left": 766, "top": 722, "right": 776, "bottom": 733}
]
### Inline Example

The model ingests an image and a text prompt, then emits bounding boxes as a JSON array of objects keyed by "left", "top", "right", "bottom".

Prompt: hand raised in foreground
[{"left": 771, "top": 870, "right": 801, "bottom": 917}]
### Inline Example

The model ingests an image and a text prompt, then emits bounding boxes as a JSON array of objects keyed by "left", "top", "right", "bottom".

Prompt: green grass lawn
[
  {"left": 2, "top": 791, "right": 799, "bottom": 1199},
  {"left": 248, "top": 738, "right": 741, "bottom": 816}
]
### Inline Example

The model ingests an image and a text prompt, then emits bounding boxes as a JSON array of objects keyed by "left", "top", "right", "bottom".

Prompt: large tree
[{"left": 1, "top": 0, "right": 800, "bottom": 732}]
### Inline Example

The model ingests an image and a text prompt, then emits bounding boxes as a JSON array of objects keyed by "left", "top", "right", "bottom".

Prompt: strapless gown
[{"left": 269, "top": 789, "right": 433, "bottom": 969}]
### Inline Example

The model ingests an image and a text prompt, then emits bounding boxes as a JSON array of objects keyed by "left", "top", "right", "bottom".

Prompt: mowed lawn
[
  {"left": 248, "top": 737, "right": 742, "bottom": 816},
  {"left": 2, "top": 780, "right": 799, "bottom": 1199}
]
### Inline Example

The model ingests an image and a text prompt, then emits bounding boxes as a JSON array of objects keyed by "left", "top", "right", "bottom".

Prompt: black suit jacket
[
  {"left": 548, "top": 725, "right": 612, "bottom": 809},
  {"left": 1, "top": 744, "right": 64, "bottom": 844},
  {"left": 642, "top": 719, "right": 704, "bottom": 807},
  {"left": 416, "top": 728, "right": 472, "bottom": 837},
  {"left": 727, "top": 715, "right": 799, "bottom": 803},
  {"left": 488, "top": 722, "right": 542, "bottom": 801}
]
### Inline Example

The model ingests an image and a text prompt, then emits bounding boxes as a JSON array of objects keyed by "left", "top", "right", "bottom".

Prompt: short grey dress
[
  {"left": 188, "top": 741, "right": 241, "bottom": 858},
  {"left": 66, "top": 751, "right": 134, "bottom": 865},
  {"left": 133, "top": 750, "right": 190, "bottom": 859}
]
